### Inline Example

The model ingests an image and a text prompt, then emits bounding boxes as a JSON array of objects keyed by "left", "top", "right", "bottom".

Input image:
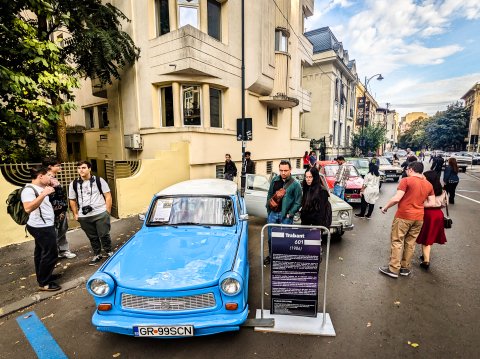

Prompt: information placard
[{"left": 270, "top": 227, "right": 322, "bottom": 317}]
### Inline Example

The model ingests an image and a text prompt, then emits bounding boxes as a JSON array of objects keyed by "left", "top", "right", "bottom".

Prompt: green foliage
[
  {"left": 0, "top": 0, "right": 140, "bottom": 163},
  {"left": 398, "top": 103, "right": 469, "bottom": 151},
  {"left": 351, "top": 123, "right": 388, "bottom": 155}
]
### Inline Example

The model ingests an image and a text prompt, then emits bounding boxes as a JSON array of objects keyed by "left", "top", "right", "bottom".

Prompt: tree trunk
[{"left": 56, "top": 109, "right": 68, "bottom": 162}]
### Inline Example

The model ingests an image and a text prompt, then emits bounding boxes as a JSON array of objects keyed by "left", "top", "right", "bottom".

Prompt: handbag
[
  {"left": 269, "top": 178, "right": 294, "bottom": 211},
  {"left": 443, "top": 194, "right": 452, "bottom": 229}
]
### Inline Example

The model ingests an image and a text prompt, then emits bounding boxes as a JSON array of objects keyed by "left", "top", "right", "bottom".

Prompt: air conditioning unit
[{"left": 124, "top": 134, "right": 143, "bottom": 150}]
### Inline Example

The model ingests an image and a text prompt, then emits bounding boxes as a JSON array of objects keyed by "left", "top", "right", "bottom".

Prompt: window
[
  {"left": 98, "top": 105, "right": 109, "bottom": 128},
  {"left": 346, "top": 126, "right": 350, "bottom": 147},
  {"left": 338, "top": 123, "right": 342, "bottom": 145},
  {"left": 85, "top": 108, "right": 94, "bottom": 129},
  {"left": 296, "top": 158, "right": 301, "bottom": 168},
  {"left": 183, "top": 85, "right": 201, "bottom": 126},
  {"left": 155, "top": 0, "right": 170, "bottom": 36},
  {"left": 209, "top": 88, "right": 222, "bottom": 128},
  {"left": 267, "top": 107, "right": 278, "bottom": 127},
  {"left": 334, "top": 78, "right": 339, "bottom": 102},
  {"left": 178, "top": 0, "right": 199, "bottom": 29},
  {"left": 266, "top": 161, "right": 273, "bottom": 174},
  {"left": 160, "top": 86, "right": 174, "bottom": 127},
  {"left": 207, "top": 0, "right": 221, "bottom": 40},
  {"left": 275, "top": 29, "right": 288, "bottom": 52},
  {"left": 215, "top": 165, "right": 223, "bottom": 179},
  {"left": 333, "top": 121, "right": 337, "bottom": 145}
]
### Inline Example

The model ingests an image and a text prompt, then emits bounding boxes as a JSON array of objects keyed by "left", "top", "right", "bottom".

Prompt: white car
[
  {"left": 244, "top": 170, "right": 354, "bottom": 237},
  {"left": 378, "top": 157, "right": 403, "bottom": 182}
]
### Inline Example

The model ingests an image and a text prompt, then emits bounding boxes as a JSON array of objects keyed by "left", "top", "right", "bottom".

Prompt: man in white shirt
[
  {"left": 69, "top": 161, "right": 113, "bottom": 265},
  {"left": 21, "top": 166, "right": 61, "bottom": 291}
]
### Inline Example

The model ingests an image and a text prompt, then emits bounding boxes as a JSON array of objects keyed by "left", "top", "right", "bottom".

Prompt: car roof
[{"left": 156, "top": 179, "right": 238, "bottom": 196}]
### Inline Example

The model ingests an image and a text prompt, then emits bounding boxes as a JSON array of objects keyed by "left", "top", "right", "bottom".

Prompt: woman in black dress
[{"left": 300, "top": 167, "right": 332, "bottom": 228}]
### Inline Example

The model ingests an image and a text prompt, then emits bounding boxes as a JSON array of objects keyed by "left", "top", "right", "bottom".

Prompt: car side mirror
[
  {"left": 138, "top": 213, "right": 146, "bottom": 221},
  {"left": 239, "top": 214, "right": 249, "bottom": 221}
]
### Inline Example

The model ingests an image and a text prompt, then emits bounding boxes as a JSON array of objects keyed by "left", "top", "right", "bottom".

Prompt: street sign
[{"left": 237, "top": 118, "right": 252, "bottom": 141}]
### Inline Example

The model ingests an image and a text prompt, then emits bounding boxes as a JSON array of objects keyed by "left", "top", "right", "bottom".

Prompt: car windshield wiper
[{"left": 177, "top": 222, "right": 211, "bottom": 228}]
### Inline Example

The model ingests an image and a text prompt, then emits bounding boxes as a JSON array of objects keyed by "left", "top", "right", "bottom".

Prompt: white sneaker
[{"left": 59, "top": 250, "right": 77, "bottom": 259}]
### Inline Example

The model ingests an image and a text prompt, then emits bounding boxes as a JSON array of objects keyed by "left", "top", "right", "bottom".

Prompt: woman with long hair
[
  {"left": 300, "top": 167, "right": 332, "bottom": 228},
  {"left": 443, "top": 157, "right": 459, "bottom": 204},
  {"left": 303, "top": 151, "right": 310, "bottom": 169},
  {"left": 416, "top": 170, "right": 447, "bottom": 270},
  {"left": 355, "top": 163, "right": 380, "bottom": 219}
]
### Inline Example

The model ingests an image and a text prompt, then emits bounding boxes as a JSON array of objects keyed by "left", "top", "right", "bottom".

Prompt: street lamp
[{"left": 360, "top": 74, "right": 383, "bottom": 155}]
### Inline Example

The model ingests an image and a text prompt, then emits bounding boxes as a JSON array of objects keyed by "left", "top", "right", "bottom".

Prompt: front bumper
[
  {"left": 92, "top": 305, "right": 249, "bottom": 337},
  {"left": 330, "top": 223, "right": 354, "bottom": 233}
]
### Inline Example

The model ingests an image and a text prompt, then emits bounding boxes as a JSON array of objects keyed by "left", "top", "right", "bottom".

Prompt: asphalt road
[{"left": 1, "top": 171, "right": 479, "bottom": 358}]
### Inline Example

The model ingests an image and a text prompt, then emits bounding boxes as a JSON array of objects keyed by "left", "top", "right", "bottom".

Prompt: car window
[
  {"left": 347, "top": 165, "right": 360, "bottom": 177},
  {"left": 357, "top": 159, "right": 369, "bottom": 168},
  {"left": 246, "top": 174, "right": 270, "bottom": 191},
  {"left": 379, "top": 157, "right": 390, "bottom": 165},
  {"left": 291, "top": 173, "right": 304, "bottom": 183},
  {"left": 148, "top": 196, "right": 235, "bottom": 226},
  {"left": 324, "top": 165, "right": 339, "bottom": 177}
]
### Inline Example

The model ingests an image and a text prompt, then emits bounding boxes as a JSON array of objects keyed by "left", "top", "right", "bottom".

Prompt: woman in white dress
[{"left": 355, "top": 162, "right": 380, "bottom": 219}]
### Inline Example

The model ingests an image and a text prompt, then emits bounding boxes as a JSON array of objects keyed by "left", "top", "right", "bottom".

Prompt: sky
[{"left": 305, "top": 0, "right": 480, "bottom": 117}]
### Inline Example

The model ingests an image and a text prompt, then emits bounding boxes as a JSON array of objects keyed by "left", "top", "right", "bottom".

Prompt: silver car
[{"left": 244, "top": 169, "right": 354, "bottom": 237}]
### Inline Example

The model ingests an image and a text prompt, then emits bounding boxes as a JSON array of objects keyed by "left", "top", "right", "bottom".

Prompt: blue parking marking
[{"left": 16, "top": 311, "right": 67, "bottom": 359}]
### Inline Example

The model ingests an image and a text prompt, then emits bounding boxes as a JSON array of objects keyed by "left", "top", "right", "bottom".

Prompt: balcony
[
  {"left": 259, "top": 93, "right": 299, "bottom": 109},
  {"left": 91, "top": 77, "right": 107, "bottom": 98}
]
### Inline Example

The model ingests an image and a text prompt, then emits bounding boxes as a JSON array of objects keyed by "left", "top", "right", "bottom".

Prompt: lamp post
[
  {"left": 360, "top": 74, "right": 383, "bottom": 155},
  {"left": 383, "top": 102, "right": 390, "bottom": 153}
]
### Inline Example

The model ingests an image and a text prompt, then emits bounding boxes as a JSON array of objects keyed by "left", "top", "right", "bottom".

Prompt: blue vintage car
[{"left": 86, "top": 179, "right": 250, "bottom": 337}]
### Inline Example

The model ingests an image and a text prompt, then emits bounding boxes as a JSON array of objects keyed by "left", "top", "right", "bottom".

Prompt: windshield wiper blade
[{"left": 177, "top": 222, "right": 211, "bottom": 228}]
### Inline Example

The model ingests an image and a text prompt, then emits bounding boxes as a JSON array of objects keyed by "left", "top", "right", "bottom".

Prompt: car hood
[
  {"left": 379, "top": 164, "right": 401, "bottom": 171},
  {"left": 346, "top": 176, "right": 364, "bottom": 189},
  {"left": 329, "top": 194, "right": 352, "bottom": 211},
  {"left": 102, "top": 227, "right": 239, "bottom": 290}
]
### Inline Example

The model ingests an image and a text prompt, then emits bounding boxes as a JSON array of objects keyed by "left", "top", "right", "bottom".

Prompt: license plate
[
  {"left": 348, "top": 198, "right": 361, "bottom": 203},
  {"left": 386, "top": 174, "right": 397, "bottom": 177},
  {"left": 134, "top": 325, "right": 194, "bottom": 337}
]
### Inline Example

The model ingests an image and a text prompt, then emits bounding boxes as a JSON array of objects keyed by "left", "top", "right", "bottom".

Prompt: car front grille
[
  {"left": 384, "top": 170, "right": 397, "bottom": 175},
  {"left": 121, "top": 293, "right": 216, "bottom": 312}
]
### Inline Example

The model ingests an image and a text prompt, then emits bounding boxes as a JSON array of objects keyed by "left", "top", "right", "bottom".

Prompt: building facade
[
  {"left": 66, "top": 0, "right": 315, "bottom": 178},
  {"left": 374, "top": 107, "right": 398, "bottom": 152},
  {"left": 302, "top": 27, "right": 357, "bottom": 159},
  {"left": 462, "top": 82, "right": 480, "bottom": 152}
]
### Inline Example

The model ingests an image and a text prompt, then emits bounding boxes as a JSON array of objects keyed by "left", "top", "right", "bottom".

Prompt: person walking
[
  {"left": 21, "top": 166, "right": 61, "bottom": 291},
  {"left": 443, "top": 157, "right": 460, "bottom": 204},
  {"left": 303, "top": 151, "right": 310, "bottom": 169},
  {"left": 300, "top": 167, "right": 332, "bottom": 228},
  {"left": 264, "top": 160, "right": 302, "bottom": 265},
  {"left": 430, "top": 153, "right": 444, "bottom": 177},
  {"left": 392, "top": 153, "right": 400, "bottom": 166},
  {"left": 309, "top": 151, "right": 317, "bottom": 168},
  {"left": 42, "top": 158, "right": 76, "bottom": 259},
  {"left": 416, "top": 171, "right": 447, "bottom": 270},
  {"left": 355, "top": 163, "right": 380, "bottom": 219},
  {"left": 244, "top": 151, "right": 256, "bottom": 174},
  {"left": 224, "top": 154, "right": 237, "bottom": 181},
  {"left": 379, "top": 161, "right": 435, "bottom": 278},
  {"left": 333, "top": 156, "right": 350, "bottom": 200},
  {"left": 68, "top": 161, "right": 113, "bottom": 265},
  {"left": 401, "top": 155, "right": 418, "bottom": 178}
]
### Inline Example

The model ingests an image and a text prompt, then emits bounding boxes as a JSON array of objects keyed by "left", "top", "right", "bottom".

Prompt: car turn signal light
[
  {"left": 98, "top": 303, "right": 112, "bottom": 311},
  {"left": 225, "top": 303, "right": 238, "bottom": 311}
]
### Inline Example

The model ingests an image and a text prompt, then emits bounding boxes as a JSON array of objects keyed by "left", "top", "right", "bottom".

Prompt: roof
[
  {"left": 157, "top": 179, "right": 238, "bottom": 197},
  {"left": 304, "top": 27, "right": 339, "bottom": 54}
]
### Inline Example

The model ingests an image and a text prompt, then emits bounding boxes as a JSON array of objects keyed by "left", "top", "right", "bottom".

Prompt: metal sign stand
[{"left": 245, "top": 223, "right": 336, "bottom": 336}]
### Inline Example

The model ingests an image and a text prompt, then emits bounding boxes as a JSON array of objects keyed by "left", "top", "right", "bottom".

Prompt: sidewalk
[{"left": 0, "top": 216, "right": 142, "bottom": 318}]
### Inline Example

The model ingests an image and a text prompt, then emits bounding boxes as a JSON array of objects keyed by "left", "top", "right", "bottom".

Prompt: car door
[{"left": 244, "top": 174, "right": 270, "bottom": 218}]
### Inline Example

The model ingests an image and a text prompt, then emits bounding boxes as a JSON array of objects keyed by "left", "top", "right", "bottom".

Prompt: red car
[{"left": 317, "top": 161, "right": 364, "bottom": 204}]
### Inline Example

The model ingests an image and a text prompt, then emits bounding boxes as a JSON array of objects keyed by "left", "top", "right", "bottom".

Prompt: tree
[
  {"left": 397, "top": 118, "right": 431, "bottom": 150},
  {"left": 351, "top": 124, "right": 387, "bottom": 155},
  {"left": 0, "top": 0, "right": 140, "bottom": 163},
  {"left": 425, "top": 102, "right": 469, "bottom": 151}
]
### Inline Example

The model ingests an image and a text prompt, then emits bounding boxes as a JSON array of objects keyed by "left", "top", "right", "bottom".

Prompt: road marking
[
  {"left": 456, "top": 193, "right": 480, "bottom": 205},
  {"left": 456, "top": 190, "right": 480, "bottom": 193},
  {"left": 16, "top": 311, "right": 67, "bottom": 359}
]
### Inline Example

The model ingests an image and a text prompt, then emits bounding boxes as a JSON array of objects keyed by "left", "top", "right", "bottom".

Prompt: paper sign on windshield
[{"left": 152, "top": 199, "right": 173, "bottom": 222}]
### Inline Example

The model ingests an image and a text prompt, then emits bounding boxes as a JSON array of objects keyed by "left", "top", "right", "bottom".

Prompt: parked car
[
  {"left": 452, "top": 152, "right": 479, "bottom": 165},
  {"left": 87, "top": 179, "right": 249, "bottom": 337},
  {"left": 346, "top": 158, "right": 385, "bottom": 187},
  {"left": 316, "top": 160, "right": 364, "bottom": 204},
  {"left": 376, "top": 157, "right": 402, "bottom": 182},
  {"left": 396, "top": 149, "right": 407, "bottom": 157},
  {"left": 383, "top": 152, "right": 395, "bottom": 163},
  {"left": 244, "top": 169, "right": 354, "bottom": 237},
  {"left": 442, "top": 152, "right": 473, "bottom": 172}
]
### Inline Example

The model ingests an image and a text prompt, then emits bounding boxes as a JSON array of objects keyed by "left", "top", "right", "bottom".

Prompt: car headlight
[
  {"left": 90, "top": 279, "right": 110, "bottom": 296},
  {"left": 339, "top": 210, "right": 350, "bottom": 220},
  {"left": 221, "top": 278, "right": 241, "bottom": 296},
  {"left": 396, "top": 169, "right": 402, "bottom": 174}
]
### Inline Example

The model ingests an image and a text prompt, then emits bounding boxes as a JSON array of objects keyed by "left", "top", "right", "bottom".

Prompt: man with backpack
[
  {"left": 68, "top": 161, "right": 113, "bottom": 265},
  {"left": 21, "top": 166, "right": 61, "bottom": 291}
]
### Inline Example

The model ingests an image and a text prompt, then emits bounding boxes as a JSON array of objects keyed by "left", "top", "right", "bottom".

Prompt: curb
[{"left": 0, "top": 276, "right": 86, "bottom": 319}]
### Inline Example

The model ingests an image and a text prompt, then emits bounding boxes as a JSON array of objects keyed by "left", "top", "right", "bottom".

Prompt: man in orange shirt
[{"left": 379, "top": 161, "right": 435, "bottom": 278}]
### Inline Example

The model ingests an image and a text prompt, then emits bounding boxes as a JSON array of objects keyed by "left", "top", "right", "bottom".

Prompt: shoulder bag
[
  {"left": 443, "top": 194, "right": 452, "bottom": 229},
  {"left": 269, "top": 178, "right": 294, "bottom": 211}
]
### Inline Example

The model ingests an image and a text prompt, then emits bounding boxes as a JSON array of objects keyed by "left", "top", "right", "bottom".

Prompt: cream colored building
[
  {"left": 65, "top": 0, "right": 315, "bottom": 178},
  {"left": 401, "top": 111, "right": 429, "bottom": 133},
  {"left": 462, "top": 82, "right": 480, "bottom": 152},
  {"left": 374, "top": 107, "right": 398, "bottom": 152},
  {"left": 302, "top": 27, "right": 357, "bottom": 159}
]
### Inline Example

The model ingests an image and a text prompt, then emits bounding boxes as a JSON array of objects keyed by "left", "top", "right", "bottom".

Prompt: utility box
[{"left": 124, "top": 134, "right": 143, "bottom": 150}]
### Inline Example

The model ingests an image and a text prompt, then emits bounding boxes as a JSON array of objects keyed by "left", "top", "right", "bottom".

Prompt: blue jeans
[
  {"left": 333, "top": 184, "right": 345, "bottom": 200},
  {"left": 267, "top": 211, "right": 293, "bottom": 255}
]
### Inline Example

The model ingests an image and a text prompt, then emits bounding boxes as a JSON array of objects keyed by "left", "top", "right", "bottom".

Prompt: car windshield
[
  {"left": 356, "top": 159, "right": 369, "bottom": 168},
  {"left": 148, "top": 196, "right": 235, "bottom": 226},
  {"left": 378, "top": 157, "right": 391, "bottom": 165},
  {"left": 324, "top": 164, "right": 359, "bottom": 177}
]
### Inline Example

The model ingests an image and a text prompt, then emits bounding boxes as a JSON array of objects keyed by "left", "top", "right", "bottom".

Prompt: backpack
[
  {"left": 6, "top": 185, "right": 45, "bottom": 225},
  {"left": 72, "top": 176, "right": 105, "bottom": 208}
]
